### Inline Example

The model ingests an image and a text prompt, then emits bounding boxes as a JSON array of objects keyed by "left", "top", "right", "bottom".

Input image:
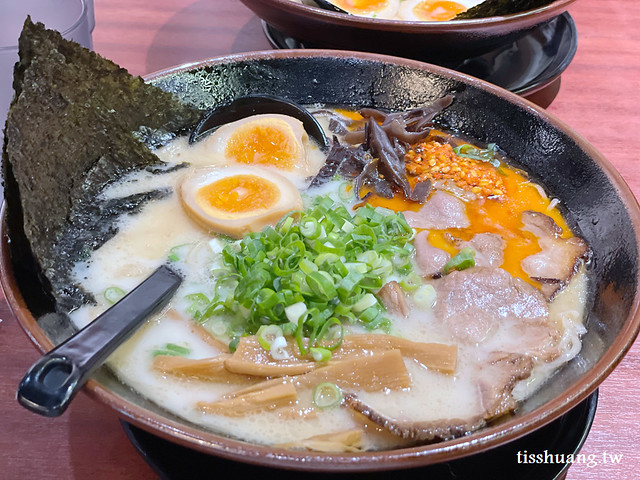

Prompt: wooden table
[{"left": 1, "top": 0, "right": 639, "bottom": 478}]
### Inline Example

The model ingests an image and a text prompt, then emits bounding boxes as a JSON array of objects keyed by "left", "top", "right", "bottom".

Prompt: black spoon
[
  {"left": 313, "top": 0, "right": 349, "bottom": 14},
  {"left": 189, "top": 94, "right": 329, "bottom": 151},
  {"left": 17, "top": 265, "right": 183, "bottom": 417}
]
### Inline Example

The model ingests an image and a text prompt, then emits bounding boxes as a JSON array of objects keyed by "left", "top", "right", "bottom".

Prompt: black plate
[
  {"left": 263, "top": 12, "right": 577, "bottom": 97},
  {"left": 122, "top": 389, "right": 597, "bottom": 480}
]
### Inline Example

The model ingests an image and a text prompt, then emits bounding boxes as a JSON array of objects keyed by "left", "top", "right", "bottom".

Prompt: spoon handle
[
  {"left": 313, "top": 0, "right": 349, "bottom": 14},
  {"left": 16, "top": 265, "right": 182, "bottom": 417}
]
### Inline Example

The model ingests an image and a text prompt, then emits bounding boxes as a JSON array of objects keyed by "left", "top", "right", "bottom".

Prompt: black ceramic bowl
[
  {"left": 239, "top": 0, "right": 576, "bottom": 64},
  {"left": 3, "top": 50, "right": 640, "bottom": 471}
]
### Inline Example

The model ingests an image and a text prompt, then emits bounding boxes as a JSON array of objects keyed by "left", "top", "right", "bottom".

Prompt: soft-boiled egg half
[
  {"left": 202, "top": 114, "right": 324, "bottom": 182},
  {"left": 398, "top": 0, "right": 479, "bottom": 21},
  {"left": 179, "top": 166, "right": 303, "bottom": 238},
  {"left": 332, "top": 0, "right": 400, "bottom": 18}
]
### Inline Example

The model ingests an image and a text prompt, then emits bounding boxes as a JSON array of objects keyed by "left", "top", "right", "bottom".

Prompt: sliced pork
[
  {"left": 341, "top": 351, "right": 534, "bottom": 443},
  {"left": 343, "top": 393, "right": 486, "bottom": 443},
  {"left": 455, "top": 233, "right": 505, "bottom": 268},
  {"left": 403, "top": 190, "right": 470, "bottom": 230},
  {"left": 413, "top": 230, "right": 451, "bottom": 276},
  {"left": 477, "top": 352, "right": 534, "bottom": 419},
  {"left": 433, "top": 267, "right": 549, "bottom": 345},
  {"left": 520, "top": 211, "right": 591, "bottom": 299}
]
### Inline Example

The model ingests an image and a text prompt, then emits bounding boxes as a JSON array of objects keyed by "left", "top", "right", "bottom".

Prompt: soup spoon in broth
[
  {"left": 190, "top": 94, "right": 330, "bottom": 151},
  {"left": 312, "top": 0, "right": 350, "bottom": 14},
  {"left": 17, "top": 265, "right": 183, "bottom": 417}
]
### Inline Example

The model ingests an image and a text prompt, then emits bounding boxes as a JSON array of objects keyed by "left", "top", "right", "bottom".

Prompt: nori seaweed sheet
[
  {"left": 455, "top": 0, "right": 554, "bottom": 19},
  {"left": 1, "top": 18, "right": 203, "bottom": 312}
]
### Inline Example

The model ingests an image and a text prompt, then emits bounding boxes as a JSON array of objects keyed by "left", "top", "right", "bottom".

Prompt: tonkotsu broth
[{"left": 69, "top": 107, "right": 589, "bottom": 451}]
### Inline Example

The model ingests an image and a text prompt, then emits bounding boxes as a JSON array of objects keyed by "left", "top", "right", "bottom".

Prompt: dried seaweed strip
[
  {"left": 455, "top": 0, "right": 553, "bottom": 19},
  {"left": 2, "top": 18, "right": 203, "bottom": 310}
]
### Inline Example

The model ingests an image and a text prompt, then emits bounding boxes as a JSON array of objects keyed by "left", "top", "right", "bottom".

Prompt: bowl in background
[
  {"left": 238, "top": 0, "right": 576, "bottom": 65},
  {"left": 2, "top": 49, "right": 639, "bottom": 471}
]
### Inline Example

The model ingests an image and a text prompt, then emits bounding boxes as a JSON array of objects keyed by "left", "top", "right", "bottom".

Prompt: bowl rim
[
  {"left": 3, "top": 48, "right": 640, "bottom": 471},
  {"left": 238, "top": 0, "right": 577, "bottom": 33}
]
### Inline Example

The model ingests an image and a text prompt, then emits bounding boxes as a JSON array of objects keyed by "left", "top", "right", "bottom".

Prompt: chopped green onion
[
  {"left": 228, "top": 337, "right": 241, "bottom": 352},
  {"left": 453, "top": 143, "right": 501, "bottom": 168},
  {"left": 300, "top": 216, "right": 321, "bottom": 239},
  {"left": 310, "top": 347, "right": 332, "bottom": 362},
  {"left": 104, "top": 286, "right": 126, "bottom": 305},
  {"left": 285, "top": 302, "right": 308, "bottom": 324},
  {"left": 352, "top": 293, "right": 378, "bottom": 313},
  {"left": 281, "top": 322, "right": 298, "bottom": 336},
  {"left": 341, "top": 219, "right": 354, "bottom": 233},
  {"left": 269, "top": 335, "right": 290, "bottom": 360},
  {"left": 318, "top": 320, "right": 344, "bottom": 351},
  {"left": 306, "top": 271, "right": 337, "bottom": 301},
  {"left": 399, "top": 271, "right": 422, "bottom": 292},
  {"left": 414, "top": 284, "right": 437, "bottom": 309},
  {"left": 360, "top": 305, "right": 381, "bottom": 324},
  {"left": 338, "top": 182, "right": 352, "bottom": 201},
  {"left": 166, "top": 343, "right": 191, "bottom": 355},
  {"left": 152, "top": 342, "right": 191, "bottom": 357},
  {"left": 257, "top": 325, "right": 284, "bottom": 351},
  {"left": 167, "top": 243, "right": 192, "bottom": 262},
  {"left": 279, "top": 215, "right": 295, "bottom": 234},
  {"left": 443, "top": 247, "right": 476, "bottom": 274},
  {"left": 299, "top": 258, "right": 318, "bottom": 274},
  {"left": 189, "top": 196, "right": 413, "bottom": 355},
  {"left": 312, "top": 382, "right": 343, "bottom": 408},
  {"left": 206, "top": 318, "right": 228, "bottom": 337}
]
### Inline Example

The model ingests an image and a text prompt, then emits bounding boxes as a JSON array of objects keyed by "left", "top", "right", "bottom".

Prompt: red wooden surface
[{"left": 1, "top": 0, "right": 638, "bottom": 478}]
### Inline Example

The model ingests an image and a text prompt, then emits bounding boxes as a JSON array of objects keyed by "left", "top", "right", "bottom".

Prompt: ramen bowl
[
  {"left": 2, "top": 49, "right": 640, "bottom": 471},
  {"left": 239, "top": 0, "right": 576, "bottom": 64}
]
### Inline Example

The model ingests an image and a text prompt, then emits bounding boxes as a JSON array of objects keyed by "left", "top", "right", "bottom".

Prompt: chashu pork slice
[
  {"left": 342, "top": 351, "right": 534, "bottom": 444},
  {"left": 413, "top": 230, "right": 451, "bottom": 276},
  {"left": 432, "top": 267, "right": 560, "bottom": 361},
  {"left": 403, "top": 190, "right": 470, "bottom": 230},
  {"left": 454, "top": 232, "right": 505, "bottom": 268},
  {"left": 520, "top": 211, "right": 591, "bottom": 299}
]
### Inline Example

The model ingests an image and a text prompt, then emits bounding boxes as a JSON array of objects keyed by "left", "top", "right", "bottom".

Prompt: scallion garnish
[
  {"left": 104, "top": 286, "right": 126, "bottom": 305},
  {"left": 257, "top": 325, "right": 285, "bottom": 351},
  {"left": 399, "top": 271, "right": 422, "bottom": 292},
  {"left": 152, "top": 343, "right": 191, "bottom": 357},
  {"left": 186, "top": 195, "right": 415, "bottom": 355},
  {"left": 312, "top": 382, "right": 343, "bottom": 408},
  {"left": 443, "top": 247, "right": 476, "bottom": 274},
  {"left": 453, "top": 143, "right": 501, "bottom": 168},
  {"left": 310, "top": 347, "right": 332, "bottom": 362},
  {"left": 167, "top": 243, "right": 192, "bottom": 262},
  {"left": 414, "top": 284, "right": 437, "bottom": 309}
]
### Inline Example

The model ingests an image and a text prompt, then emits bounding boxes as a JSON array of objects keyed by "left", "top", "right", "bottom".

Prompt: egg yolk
[
  {"left": 412, "top": 0, "right": 467, "bottom": 21},
  {"left": 335, "top": 0, "right": 389, "bottom": 14},
  {"left": 196, "top": 175, "right": 281, "bottom": 214},
  {"left": 225, "top": 121, "right": 297, "bottom": 170},
  {"left": 366, "top": 165, "right": 571, "bottom": 286}
]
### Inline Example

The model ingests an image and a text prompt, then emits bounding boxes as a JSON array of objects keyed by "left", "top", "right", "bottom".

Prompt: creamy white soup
[{"left": 69, "top": 106, "right": 590, "bottom": 452}]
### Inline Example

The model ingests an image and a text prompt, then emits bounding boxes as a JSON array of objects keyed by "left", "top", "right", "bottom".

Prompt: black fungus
[
  {"left": 309, "top": 137, "right": 370, "bottom": 187},
  {"left": 311, "top": 97, "right": 454, "bottom": 202}
]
